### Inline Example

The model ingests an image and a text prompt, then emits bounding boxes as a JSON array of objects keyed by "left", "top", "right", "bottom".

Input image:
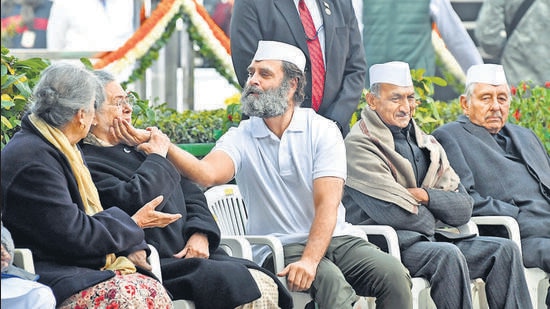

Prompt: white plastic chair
[
  {"left": 12, "top": 247, "right": 198, "bottom": 309},
  {"left": 13, "top": 248, "right": 35, "bottom": 274},
  {"left": 471, "top": 216, "right": 549, "bottom": 309},
  {"left": 147, "top": 236, "right": 251, "bottom": 309},
  {"left": 205, "top": 184, "right": 489, "bottom": 309},
  {"left": 356, "top": 223, "right": 488, "bottom": 309}
]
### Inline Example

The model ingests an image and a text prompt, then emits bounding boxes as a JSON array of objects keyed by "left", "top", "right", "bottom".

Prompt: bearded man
[{"left": 154, "top": 40, "right": 413, "bottom": 308}]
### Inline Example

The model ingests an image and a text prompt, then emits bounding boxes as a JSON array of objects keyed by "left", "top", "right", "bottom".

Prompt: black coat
[
  {"left": 80, "top": 142, "right": 293, "bottom": 309},
  {"left": 1, "top": 115, "right": 150, "bottom": 304}
]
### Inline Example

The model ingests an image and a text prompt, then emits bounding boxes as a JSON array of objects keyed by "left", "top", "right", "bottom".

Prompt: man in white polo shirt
[{"left": 160, "top": 40, "right": 412, "bottom": 308}]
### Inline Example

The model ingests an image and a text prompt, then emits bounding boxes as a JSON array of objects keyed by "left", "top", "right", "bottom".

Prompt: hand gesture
[
  {"left": 277, "top": 258, "right": 318, "bottom": 292},
  {"left": 131, "top": 196, "right": 182, "bottom": 229},
  {"left": 136, "top": 127, "right": 172, "bottom": 157},
  {"left": 111, "top": 118, "right": 150, "bottom": 146}
]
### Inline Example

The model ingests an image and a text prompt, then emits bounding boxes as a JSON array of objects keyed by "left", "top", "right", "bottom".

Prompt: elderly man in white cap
[
  {"left": 153, "top": 40, "right": 413, "bottom": 308},
  {"left": 343, "top": 61, "right": 533, "bottom": 308},
  {"left": 433, "top": 63, "right": 550, "bottom": 307}
]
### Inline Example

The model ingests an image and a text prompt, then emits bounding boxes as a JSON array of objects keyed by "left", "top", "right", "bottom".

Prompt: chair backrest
[{"left": 204, "top": 184, "right": 248, "bottom": 236}]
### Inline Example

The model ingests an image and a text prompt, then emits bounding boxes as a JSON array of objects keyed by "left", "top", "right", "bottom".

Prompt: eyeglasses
[{"left": 108, "top": 92, "right": 136, "bottom": 108}]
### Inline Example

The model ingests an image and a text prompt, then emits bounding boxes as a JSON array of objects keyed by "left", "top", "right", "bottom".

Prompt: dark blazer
[
  {"left": 433, "top": 115, "right": 550, "bottom": 271},
  {"left": 80, "top": 143, "right": 293, "bottom": 309},
  {"left": 1, "top": 115, "right": 150, "bottom": 304},
  {"left": 230, "top": 0, "right": 367, "bottom": 136}
]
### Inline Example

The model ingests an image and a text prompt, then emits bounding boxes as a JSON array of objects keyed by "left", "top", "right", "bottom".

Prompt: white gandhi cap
[
  {"left": 252, "top": 40, "right": 306, "bottom": 73},
  {"left": 465, "top": 64, "right": 508, "bottom": 87},
  {"left": 369, "top": 61, "right": 413, "bottom": 87}
]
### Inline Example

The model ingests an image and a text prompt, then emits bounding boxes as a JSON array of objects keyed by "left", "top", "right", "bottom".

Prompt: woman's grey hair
[
  {"left": 92, "top": 70, "right": 116, "bottom": 108},
  {"left": 282, "top": 61, "right": 306, "bottom": 105},
  {"left": 30, "top": 62, "right": 100, "bottom": 128}
]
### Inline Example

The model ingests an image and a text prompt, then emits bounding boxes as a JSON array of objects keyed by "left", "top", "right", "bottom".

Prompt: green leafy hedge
[
  {"left": 2, "top": 47, "right": 548, "bottom": 155},
  {"left": 131, "top": 94, "right": 225, "bottom": 144},
  {"left": 1, "top": 47, "right": 49, "bottom": 148}
]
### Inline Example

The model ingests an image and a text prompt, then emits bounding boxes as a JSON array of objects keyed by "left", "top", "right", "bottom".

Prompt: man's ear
[
  {"left": 290, "top": 76, "right": 298, "bottom": 89},
  {"left": 365, "top": 92, "right": 377, "bottom": 110},
  {"left": 459, "top": 95, "right": 469, "bottom": 115}
]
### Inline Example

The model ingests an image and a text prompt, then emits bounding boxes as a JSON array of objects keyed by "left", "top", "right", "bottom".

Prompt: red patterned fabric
[
  {"left": 298, "top": 0, "right": 325, "bottom": 111},
  {"left": 58, "top": 273, "right": 173, "bottom": 309}
]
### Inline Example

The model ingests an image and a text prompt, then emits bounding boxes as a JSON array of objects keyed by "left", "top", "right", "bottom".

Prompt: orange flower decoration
[{"left": 94, "top": 0, "right": 177, "bottom": 69}]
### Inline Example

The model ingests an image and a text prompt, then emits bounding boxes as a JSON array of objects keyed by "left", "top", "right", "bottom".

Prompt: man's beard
[{"left": 241, "top": 79, "right": 291, "bottom": 118}]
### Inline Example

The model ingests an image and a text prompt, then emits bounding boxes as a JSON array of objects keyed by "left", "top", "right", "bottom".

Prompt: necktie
[{"left": 298, "top": 0, "right": 325, "bottom": 111}]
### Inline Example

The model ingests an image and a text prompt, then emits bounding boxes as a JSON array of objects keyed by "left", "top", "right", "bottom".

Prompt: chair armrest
[
  {"left": 244, "top": 235, "right": 287, "bottom": 288},
  {"left": 220, "top": 236, "right": 253, "bottom": 260},
  {"left": 147, "top": 244, "right": 163, "bottom": 282},
  {"left": 458, "top": 220, "right": 479, "bottom": 236},
  {"left": 13, "top": 248, "right": 35, "bottom": 274},
  {"left": 354, "top": 225, "right": 402, "bottom": 261},
  {"left": 471, "top": 216, "right": 522, "bottom": 254}
]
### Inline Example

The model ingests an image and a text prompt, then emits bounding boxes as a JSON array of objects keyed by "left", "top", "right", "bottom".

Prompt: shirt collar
[{"left": 249, "top": 108, "right": 307, "bottom": 138}]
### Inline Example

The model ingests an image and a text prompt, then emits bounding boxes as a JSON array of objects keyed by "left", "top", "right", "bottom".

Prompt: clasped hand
[
  {"left": 173, "top": 232, "right": 210, "bottom": 259},
  {"left": 111, "top": 118, "right": 171, "bottom": 157}
]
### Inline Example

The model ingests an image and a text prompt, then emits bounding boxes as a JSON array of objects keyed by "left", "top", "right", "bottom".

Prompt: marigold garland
[
  {"left": 94, "top": 0, "right": 178, "bottom": 70},
  {"left": 92, "top": 0, "right": 236, "bottom": 89}
]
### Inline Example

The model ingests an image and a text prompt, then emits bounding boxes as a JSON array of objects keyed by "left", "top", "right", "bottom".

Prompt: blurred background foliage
[{"left": 2, "top": 47, "right": 549, "bottom": 154}]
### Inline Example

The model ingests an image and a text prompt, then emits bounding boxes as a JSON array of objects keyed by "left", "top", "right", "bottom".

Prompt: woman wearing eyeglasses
[{"left": 1, "top": 62, "right": 180, "bottom": 308}]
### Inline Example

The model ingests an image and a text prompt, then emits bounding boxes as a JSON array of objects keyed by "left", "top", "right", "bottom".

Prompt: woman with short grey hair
[{"left": 2, "top": 62, "right": 179, "bottom": 308}]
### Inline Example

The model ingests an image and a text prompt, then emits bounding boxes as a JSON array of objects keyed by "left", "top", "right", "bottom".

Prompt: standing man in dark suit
[
  {"left": 343, "top": 61, "right": 533, "bottom": 308},
  {"left": 230, "top": 0, "right": 366, "bottom": 136},
  {"left": 432, "top": 63, "right": 550, "bottom": 306}
]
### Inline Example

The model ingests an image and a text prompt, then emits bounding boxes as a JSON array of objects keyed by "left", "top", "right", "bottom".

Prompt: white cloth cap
[
  {"left": 369, "top": 61, "right": 413, "bottom": 87},
  {"left": 465, "top": 64, "right": 508, "bottom": 87},
  {"left": 253, "top": 40, "right": 306, "bottom": 72}
]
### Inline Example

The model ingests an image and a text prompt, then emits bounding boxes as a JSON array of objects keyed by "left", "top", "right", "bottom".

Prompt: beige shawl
[{"left": 345, "top": 107, "right": 460, "bottom": 214}]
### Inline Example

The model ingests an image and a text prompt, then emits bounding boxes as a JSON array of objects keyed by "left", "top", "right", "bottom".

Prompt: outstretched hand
[
  {"left": 136, "top": 127, "right": 171, "bottom": 157},
  {"left": 132, "top": 196, "right": 182, "bottom": 229}
]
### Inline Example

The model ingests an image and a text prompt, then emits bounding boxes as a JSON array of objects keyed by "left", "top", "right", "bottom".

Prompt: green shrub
[
  {"left": 1, "top": 47, "right": 50, "bottom": 149},
  {"left": 131, "top": 93, "right": 225, "bottom": 144},
  {"left": 2, "top": 47, "right": 548, "bottom": 155}
]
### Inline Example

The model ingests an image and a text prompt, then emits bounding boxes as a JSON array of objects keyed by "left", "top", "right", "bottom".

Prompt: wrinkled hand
[
  {"left": 111, "top": 118, "right": 150, "bottom": 146},
  {"left": 136, "top": 127, "right": 171, "bottom": 157},
  {"left": 173, "top": 233, "right": 210, "bottom": 259},
  {"left": 132, "top": 196, "right": 182, "bottom": 229},
  {"left": 127, "top": 249, "right": 152, "bottom": 271},
  {"left": 1, "top": 244, "right": 11, "bottom": 272},
  {"left": 277, "top": 259, "right": 318, "bottom": 292},
  {"left": 407, "top": 187, "right": 428, "bottom": 205}
]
